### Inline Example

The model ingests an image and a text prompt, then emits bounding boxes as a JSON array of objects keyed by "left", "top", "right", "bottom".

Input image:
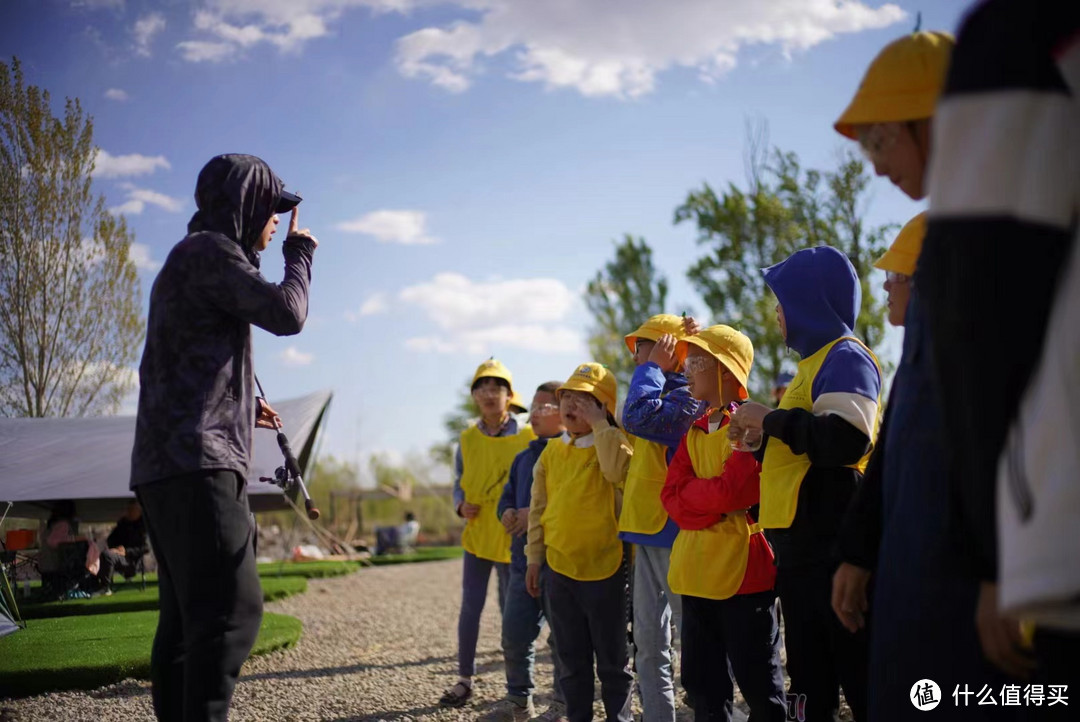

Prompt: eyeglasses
[
  {"left": 682, "top": 355, "right": 716, "bottom": 377},
  {"left": 856, "top": 123, "right": 901, "bottom": 161},
  {"left": 886, "top": 271, "right": 911, "bottom": 284},
  {"left": 473, "top": 386, "right": 504, "bottom": 399},
  {"left": 530, "top": 403, "right": 560, "bottom": 416}
]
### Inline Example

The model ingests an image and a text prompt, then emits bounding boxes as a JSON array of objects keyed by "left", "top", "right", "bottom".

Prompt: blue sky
[{"left": 4, "top": 0, "right": 970, "bottom": 484}]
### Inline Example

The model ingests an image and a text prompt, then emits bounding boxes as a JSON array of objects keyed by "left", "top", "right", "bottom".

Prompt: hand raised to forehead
[{"left": 287, "top": 204, "right": 319, "bottom": 247}]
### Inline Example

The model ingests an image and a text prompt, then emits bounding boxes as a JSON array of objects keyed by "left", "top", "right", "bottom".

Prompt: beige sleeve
[
  {"left": 593, "top": 419, "right": 633, "bottom": 490},
  {"left": 526, "top": 454, "right": 548, "bottom": 566}
]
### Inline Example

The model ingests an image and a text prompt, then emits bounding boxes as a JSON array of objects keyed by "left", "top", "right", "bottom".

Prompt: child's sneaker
[
  {"left": 438, "top": 680, "right": 473, "bottom": 708},
  {"left": 477, "top": 697, "right": 535, "bottom": 721},
  {"left": 534, "top": 701, "right": 568, "bottom": 722}
]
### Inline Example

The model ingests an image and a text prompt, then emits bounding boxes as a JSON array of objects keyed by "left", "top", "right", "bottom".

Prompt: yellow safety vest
[
  {"left": 459, "top": 424, "right": 536, "bottom": 563},
  {"left": 618, "top": 435, "right": 671, "bottom": 535},
  {"left": 668, "top": 423, "right": 763, "bottom": 600},
  {"left": 760, "top": 336, "right": 882, "bottom": 529},
  {"left": 540, "top": 438, "right": 624, "bottom": 581}
]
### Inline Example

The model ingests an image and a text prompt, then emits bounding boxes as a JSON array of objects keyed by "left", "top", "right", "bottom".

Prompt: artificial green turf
[
  {"left": 367, "top": 545, "right": 463, "bottom": 566},
  {"left": 19, "top": 575, "right": 307, "bottom": 620},
  {"left": 256, "top": 559, "right": 358, "bottom": 578},
  {"left": 0, "top": 610, "right": 302, "bottom": 699}
]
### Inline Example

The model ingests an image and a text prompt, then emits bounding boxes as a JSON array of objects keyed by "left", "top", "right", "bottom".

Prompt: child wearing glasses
[
  {"left": 526, "top": 363, "right": 634, "bottom": 722},
  {"left": 489, "top": 381, "right": 569, "bottom": 722},
  {"left": 662, "top": 325, "right": 787, "bottom": 721}
]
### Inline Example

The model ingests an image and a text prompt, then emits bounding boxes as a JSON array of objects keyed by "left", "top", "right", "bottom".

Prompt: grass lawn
[
  {"left": 367, "top": 545, "right": 463, "bottom": 566},
  {"left": 256, "top": 559, "right": 359, "bottom": 578},
  {"left": 19, "top": 575, "right": 307, "bottom": 620},
  {"left": 0, "top": 610, "right": 302, "bottom": 699}
]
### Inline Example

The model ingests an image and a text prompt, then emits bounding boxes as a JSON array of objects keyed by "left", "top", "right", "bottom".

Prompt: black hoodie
[{"left": 130, "top": 154, "right": 315, "bottom": 488}]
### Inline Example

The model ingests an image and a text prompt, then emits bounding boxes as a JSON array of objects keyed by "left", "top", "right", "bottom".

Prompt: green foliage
[
  {"left": 0, "top": 57, "right": 144, "bottom": 417},
  {"left": 677, "top": 143, "right": 892, "bottom": 400},
  {"left": 0, "top": 610, "right": 301, "bottom": 698},
  {"left": 583, "top": 234, "right": 670, "bottom": 392}
]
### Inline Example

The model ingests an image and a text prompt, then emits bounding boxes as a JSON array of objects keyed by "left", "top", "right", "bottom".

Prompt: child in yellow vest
[
  {"left": 619, "top": 313, "right": 705, "bottom": 721},
  {"left": 661, "top": 325, "right": 786, "bottom": 721},
  {"left": 730, "top": 246, "right": 882, "bottom": 721},
  {"left": 440, "top": 358, "right": 537, "bottom": 709},
  {"left": 525, "top": 363, "right": 634, "bottom": 722}
]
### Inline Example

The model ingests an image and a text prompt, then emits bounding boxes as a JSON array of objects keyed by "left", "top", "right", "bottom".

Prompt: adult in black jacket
[
  {"left": 96, "top": 499, "right": 147, "bottom": 591},
  {"left": 130, "top": 154, "right": 317, "bottom": 722}
]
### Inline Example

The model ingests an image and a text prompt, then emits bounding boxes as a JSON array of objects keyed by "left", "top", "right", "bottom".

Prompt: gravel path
[{"left": 2, "top": 559, "right": 821, "bottom": 721}]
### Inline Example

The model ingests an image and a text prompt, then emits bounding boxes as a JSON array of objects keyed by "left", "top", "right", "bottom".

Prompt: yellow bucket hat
[
  {"left": 677, "top": 325, "right": 754, "bottom": 402},
  {"left": 834, "top": 31, "right": 955, "bottom": 139},
  {"left": 508, "top": 390, "right": 528, "bottom": 414},
  {"left": 875, "top": 212, "right": 927, "bottom": 276},
  {"left": 471, "top": 357, "right": 514, "bottom": 394},
  {"left": 557, "top": 363, "right": 618, "bottom": 417},
  {"left": 624, "top": 314, "right": 686, "bottom": 354}
]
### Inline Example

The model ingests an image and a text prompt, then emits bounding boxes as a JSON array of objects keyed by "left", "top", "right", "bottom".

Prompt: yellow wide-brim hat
[
  {"left": 624, "top": 314, "right": 686, "bottom": 355},
  {"left": 676, "top": 325, "right": 754, "bottom": 402},
  {"left": 508, "top": 390, "right": 528, "bottom": 414},
  {"left": 834, "top": 31, "right": 954, "bottom": 139},
  {"left": 471, "top": 357, "right": 514, "bottom": 394},
  {"left": 874, "top": 211, "right": 927, "bottom": 276},
  {"left": 557, "top": 362, "right": 618, "bottom": 417}
]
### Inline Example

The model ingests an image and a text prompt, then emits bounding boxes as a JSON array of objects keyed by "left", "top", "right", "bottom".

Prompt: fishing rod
[{"left": 254, "top": 376, "right": 320, "bottom": 521}]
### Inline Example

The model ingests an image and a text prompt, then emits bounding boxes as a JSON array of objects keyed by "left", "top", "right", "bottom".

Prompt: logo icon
[
  {"left": 911, "top": 680, "right": 941, "bottom": 711},
  {"left": 577, "top": 364, "right": 593, "bottom": 377}
]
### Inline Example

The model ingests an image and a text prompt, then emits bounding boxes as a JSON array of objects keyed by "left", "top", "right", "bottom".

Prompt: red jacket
[{"left": 661, "top": 413, "right": 776, "bottom": 596}]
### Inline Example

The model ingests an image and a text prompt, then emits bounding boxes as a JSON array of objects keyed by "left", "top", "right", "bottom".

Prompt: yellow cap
[
  {"left": 509, "top": 390, "right": 528, "bottom": 414},
  {"left": 874, "top": 212, "right": 926, "bottom": 276},
  {"left": 557, "top": 363, "right": 618, "bottom": 417},
  {"left": 677, "top": 325, "right": 754, "bottom": 402},
  {"left": 471, "top": 357, "right": 514, "bottom": 394},
  {"left": 624, "top": 314, "right": 685, "bottom": 354},
  {"left": 834, "top": 31, "right": 954, "bottom": 139}
]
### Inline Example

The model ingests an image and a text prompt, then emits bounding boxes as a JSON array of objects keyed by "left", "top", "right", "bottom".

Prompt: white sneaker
[{"left": 477, "top": 697, "right": 536, "bottom": 722}]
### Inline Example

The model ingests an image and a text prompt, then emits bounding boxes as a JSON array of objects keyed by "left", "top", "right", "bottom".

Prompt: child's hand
[
  {"left": 648, "top": 333, "right": 679, "bottom": 373},
  {"left": 501, "top": 508, "right": 517, "bottom": 533},
  {"left": 576, "top": 395, "right": 607, "bottom": 426},
  {"left": 730, "top": 401, "right": 771, "bottom": 431},
  {"left": 460, "top": 502, "right": 481, "bottom": 519},
  {"left": 515, "top": 508, "right": 530, "bottom": 537},
  {"left": 682, "top": 315, "right": 701, "bottom": 336},
  {"left": 526, "top": 563, "right": 542, "bottom": 598}
]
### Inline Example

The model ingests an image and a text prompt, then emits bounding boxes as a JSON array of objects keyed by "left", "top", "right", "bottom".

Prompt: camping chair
[
  {"left": 39, "top": 540, "right": 91, "bottom": 601},
  {"left": 111, "top": 549, "right": 149, "bottom": 591}
]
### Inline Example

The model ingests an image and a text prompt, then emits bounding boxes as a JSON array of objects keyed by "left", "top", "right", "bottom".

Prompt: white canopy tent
[{"left": 0, "top": 389, "right": 332, "bottom": 522}]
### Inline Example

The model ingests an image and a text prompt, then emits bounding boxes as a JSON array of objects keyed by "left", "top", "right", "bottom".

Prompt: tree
[
  {"left": 429, "top": 377, "right": 480, "bottom": 467},
  {"left": 676, "top": 132, "right": 891, "bottom": 401},
  {"left": 0, "top": 58, "right": 143, "bottom": 417},
  {"left": 583, "top": 234, "right": 670, "bottom": 392}
]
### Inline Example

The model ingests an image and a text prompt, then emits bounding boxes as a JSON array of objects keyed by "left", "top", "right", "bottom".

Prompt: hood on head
[
  {"left": 187, "top": 154, "right": 285, "bottom": 266},
  {"left": 762, "top": 246, "right": 860, "bottom": 358}
]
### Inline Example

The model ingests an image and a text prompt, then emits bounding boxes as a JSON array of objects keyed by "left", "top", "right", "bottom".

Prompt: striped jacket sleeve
[{"left": 920, "top": 1, "right": 1080, "bottom": 580}]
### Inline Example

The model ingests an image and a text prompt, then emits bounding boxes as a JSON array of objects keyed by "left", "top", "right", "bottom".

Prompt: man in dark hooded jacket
[
  {"left": 130, "top": 154, "right": 317, "bottom": 722},
  {"left": 731, "top": 245, "right": 882, "bottom": 722}
]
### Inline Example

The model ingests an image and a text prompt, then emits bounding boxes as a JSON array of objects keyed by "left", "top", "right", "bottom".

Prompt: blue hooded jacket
[{"left": 498, "top": 435, "right": 554, "bottom": 573}]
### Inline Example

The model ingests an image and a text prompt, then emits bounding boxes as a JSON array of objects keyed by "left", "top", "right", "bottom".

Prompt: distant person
[
  {"left": 96, "top": 499, "right": 148, "bottom": 594},
  {"left": 771, "top": 372, "right": 793, "bottom": 407},
  {"left": 38, "top": 500, "right": 95, "bottom": 598},
  {"left": 398, "top": 512, "right": 420, "bottom": 551}
]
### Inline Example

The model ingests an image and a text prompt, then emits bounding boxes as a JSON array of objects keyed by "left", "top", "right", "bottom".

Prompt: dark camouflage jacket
[{"left": 130, "top": 155, "right": 315, "bottom": 488}]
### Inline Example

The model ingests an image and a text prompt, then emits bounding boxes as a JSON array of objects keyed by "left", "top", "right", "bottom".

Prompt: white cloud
[
  {"left": 177, "top": 40, "right": 236, "bottom": 63},
  {"left": 133, "top": 13, "right": 166, "bottom": 56},
  {"left": 109, "top": 184, "right": 185, "bottom": 216},
  {"left": 398, "top": 272, "right": 585, "bottom": 355},
  {"left": 128, "top": 242, "right": 163, "bottom": 272},
  {"left": 104, "top": 88, "right": 129, "bottom": 101},
  {"left": 345, "top": 292, "right": 389, "bottom": 321},
  {"left": 94, "top": 150, "right": 171, "bottom": 179},
  {"left": 336, "top": 210, "right": 438, "bottom": 245},
  {"left": 395, "top": 0, "right": 906, "bottom": 98},
  {"left": 280, "top": 346, "right": 315, "bottom": 366}
]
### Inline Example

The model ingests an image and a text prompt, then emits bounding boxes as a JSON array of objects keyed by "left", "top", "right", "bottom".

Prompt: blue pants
[
  {"left": 502, "top": 564, "right": 564, "bottom": 704},
  {"left": 871, "top": 291, "right": 1020, "bottom": 721},
  {"left": 681, "top": 590, "right": 786, "bottom": 722},
  {"left": 458, "top": 550, "right": 509, "bottom": 677},
  {"left": 543, "top": 565, "right": 633, "bottom": 722}
]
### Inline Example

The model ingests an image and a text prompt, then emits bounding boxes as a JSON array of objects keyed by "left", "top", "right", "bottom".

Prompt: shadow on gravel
[{"left": 238, "top": 653, "right": 460, "bottom": 683}]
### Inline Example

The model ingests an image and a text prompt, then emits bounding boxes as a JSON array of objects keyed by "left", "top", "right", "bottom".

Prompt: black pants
[
  {"left": 1030, "top": 630, "right": 1080, "bottom": 721},
  {"left": 98, "top": 549, "right": 138, "bottom": 585},
  {"left": 543, "top": 564, "right": 633, "bottom": 722},
  {"left": 137, "top": 470, "right": 263, "bottom": 722},
  {"left": 682, "top": 591, "right": 787, "bottom": 722},
  {"left": 776, "top": 563, "right": 868, "bottom": 722}
]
